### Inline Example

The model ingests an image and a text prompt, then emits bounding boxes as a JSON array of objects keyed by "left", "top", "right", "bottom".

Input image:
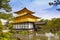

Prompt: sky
[{"left": 9, "top": 0, "right": 60, "bottom": 19}]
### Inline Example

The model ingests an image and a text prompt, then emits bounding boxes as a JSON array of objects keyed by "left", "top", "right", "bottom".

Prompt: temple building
[{"left": 12, "top": 8, "right": 40, "bottom": 30}]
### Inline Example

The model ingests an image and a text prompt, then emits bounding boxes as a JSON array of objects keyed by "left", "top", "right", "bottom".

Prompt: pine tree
[
  {"left": 0, "top": 0, "right": 14, "bottom": 33},
  {"left": 0, "top": 0, "right": 11, "bottom": 12}
]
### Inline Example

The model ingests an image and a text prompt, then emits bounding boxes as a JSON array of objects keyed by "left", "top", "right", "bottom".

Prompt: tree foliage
[
  {"left": 0, "top": 0, "right": 15, "bottom": 40},
  {"left": 0, "top": 0, "right": 13, "bottom": 30},
  {"left": 0, "top": 12, "right": 13, "bottom": 20},
  {"left": 0, "top": 0, "right": 11, "bottom": 12},
  {"left": 37, "top": 18, "right": 60, "bottom": 33},
  {"left": 0, "top": 20, "right": 3, "bottom": 31}
]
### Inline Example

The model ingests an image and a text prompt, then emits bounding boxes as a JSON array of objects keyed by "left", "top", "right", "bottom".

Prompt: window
[{"left": 13, "top": 23, "right": 33, "bottom": 29}]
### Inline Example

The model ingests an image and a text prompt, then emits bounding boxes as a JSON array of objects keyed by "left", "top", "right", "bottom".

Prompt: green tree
[
  {"left": 0, "top": 20, "right": 3, "bottom": 31},
  {"left": 0, "top": 0, "right": 14, "bottom": 40},
  {"left": 40, "top": 19, "right": 52, "bottom": 32},
  {"left": 40, "top": 18, "right": 60, "bottom": 33},
  {"left": 0, "top": 0, "right": 13, "bottom": 30},
  {"left": 51, "top": 18, "right": 60, "bottom": 32},
  {"left": 0, "top": 0, "right": 11, "bottom": 12},
  {"left": 0, "top": 13, "right": 14, "bottom": 40},
  {"left": 0, "top": 20, "right": 3, "bottom": 40},
  {"left": 0, "top": 12, "right": 13, "bottom": 29}
]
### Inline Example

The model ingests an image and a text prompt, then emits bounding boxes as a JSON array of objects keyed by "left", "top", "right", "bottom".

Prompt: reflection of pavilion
[{"left": 12, "top": 8, "right": 40, "bottom": 30}]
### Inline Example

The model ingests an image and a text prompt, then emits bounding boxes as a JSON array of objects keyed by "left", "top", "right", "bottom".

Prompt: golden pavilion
[{"left": 13, "top": 8, "right": 40, "bottom": 30}]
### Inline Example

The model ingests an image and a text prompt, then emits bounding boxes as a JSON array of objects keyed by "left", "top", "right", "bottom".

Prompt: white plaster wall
[{"left": 29, "top": 23, "right": 33, "bottom": 29}]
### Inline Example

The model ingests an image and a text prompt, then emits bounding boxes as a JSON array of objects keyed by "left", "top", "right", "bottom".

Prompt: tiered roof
[{"left": 13, "top": 8, "right": 39, "bottom": 23}]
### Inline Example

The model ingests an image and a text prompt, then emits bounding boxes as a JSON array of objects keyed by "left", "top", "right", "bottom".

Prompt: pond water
[{"left": 10, "top": 32, "right": 60, "bottom": 40}]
